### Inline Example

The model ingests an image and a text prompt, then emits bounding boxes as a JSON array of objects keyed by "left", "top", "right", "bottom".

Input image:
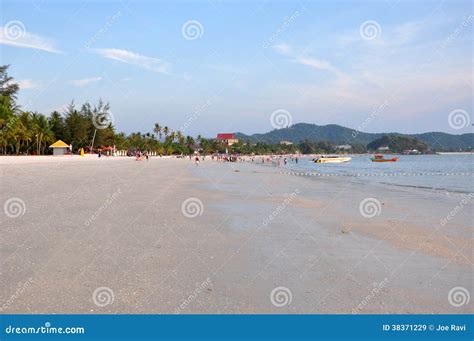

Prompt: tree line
[{"left": 2, "top": 64, "right": 423, "bottom": 156}]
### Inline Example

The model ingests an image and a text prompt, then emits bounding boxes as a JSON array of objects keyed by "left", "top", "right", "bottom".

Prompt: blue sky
[{"left": 0, "top": 0, "right": 472, "bottom": 137}]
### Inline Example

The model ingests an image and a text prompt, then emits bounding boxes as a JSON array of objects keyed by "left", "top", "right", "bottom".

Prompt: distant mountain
[
  {"left": 234, "top": 123, "right": 473, "bottom": 151},
  {"left": 367, "top": 135, "right": 429, "bottom": 153}
]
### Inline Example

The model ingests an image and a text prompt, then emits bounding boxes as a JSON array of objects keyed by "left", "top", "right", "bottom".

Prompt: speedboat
[
  {"left": 314, "top": 156, "right": 351, "bottom": 163},
  {"left": 371, "top": 154, "right": 398, "bottom": 162}
]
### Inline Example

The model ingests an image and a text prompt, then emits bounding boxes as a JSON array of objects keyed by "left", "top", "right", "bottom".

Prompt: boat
[
  {"left": 314, "top": 156, "right": 352, "bottom": 163},
  {"left": 371, "top": 154, "right": 398, "bottom": 162}
]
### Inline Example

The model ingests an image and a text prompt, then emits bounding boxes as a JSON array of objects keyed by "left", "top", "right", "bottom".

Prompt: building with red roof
[{"left": 216, "top": 133, "right": 239, "bottom": 146}]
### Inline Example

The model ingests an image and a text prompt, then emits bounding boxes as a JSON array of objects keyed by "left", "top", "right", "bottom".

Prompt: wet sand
[{"left": 0, "top": 156, "right": 472, "bottom": 313}]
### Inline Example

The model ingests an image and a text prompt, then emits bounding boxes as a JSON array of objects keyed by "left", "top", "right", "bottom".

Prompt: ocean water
[{"left": 280, "top": 154, "right": 474, "bottom": 194}]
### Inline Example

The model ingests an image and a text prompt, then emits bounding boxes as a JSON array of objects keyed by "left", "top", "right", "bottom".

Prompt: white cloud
[
  {"left": 90, "top": 48, "right": 171, "bottom": 74},
  {"left": 17, "top": 79, "right": 42, "bottom": 90},
  {"left": 0, "top": 27, "right": 61, "bottom": 53},
  {"left": 69, "top": 76, "right": 102, "bottom": 87},
  {"left": 272, "top": 43, "right": 292, "bottom": 55},
  {"left": 294, "top": 56, "right": 336, "bottom": 72},
  {"left": 273, "top": 42, "right": 342, "bottom": 76}
]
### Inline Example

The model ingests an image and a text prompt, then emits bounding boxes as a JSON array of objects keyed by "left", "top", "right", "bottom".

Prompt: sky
[{"left": 0, "top": 0, "right": 472, "bottom": 137}]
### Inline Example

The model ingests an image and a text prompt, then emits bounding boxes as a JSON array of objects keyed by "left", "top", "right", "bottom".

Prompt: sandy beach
[{"left": 1, "top": 156, "right": 472, "bottom": 314}]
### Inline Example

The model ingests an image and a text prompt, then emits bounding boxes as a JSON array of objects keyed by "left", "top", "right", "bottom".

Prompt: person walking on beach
[{"left": 195, "top": 156, "right": 200, "bottom": 167}]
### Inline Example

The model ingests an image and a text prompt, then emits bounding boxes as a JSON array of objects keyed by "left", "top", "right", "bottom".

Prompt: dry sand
[{"left": 0, "top": 156, "right": 472, "bottom": 313}]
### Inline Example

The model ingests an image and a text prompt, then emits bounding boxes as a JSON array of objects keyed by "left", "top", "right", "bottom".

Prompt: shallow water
[{"left": 281, "top": 154, "right": 474, "bottom": 193}]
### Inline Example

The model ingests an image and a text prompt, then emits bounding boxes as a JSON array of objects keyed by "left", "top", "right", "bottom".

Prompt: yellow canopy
[{"left": 49, "top": 140, "right": 69, "bottom": 148}]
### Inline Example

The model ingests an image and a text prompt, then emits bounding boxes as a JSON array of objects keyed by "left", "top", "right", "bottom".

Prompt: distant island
[{"left": 235, "top": 123, "right": 473, "bottom": 152}]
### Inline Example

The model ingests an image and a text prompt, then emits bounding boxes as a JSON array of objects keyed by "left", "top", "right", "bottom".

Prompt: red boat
[{"left": 371, "top": 154, "right": 398, "bottom": 162}]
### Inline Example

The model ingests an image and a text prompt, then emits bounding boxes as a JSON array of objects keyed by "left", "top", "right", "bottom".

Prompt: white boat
[{"left": 314, "top": 156, "right": 352, "bottom": 164}]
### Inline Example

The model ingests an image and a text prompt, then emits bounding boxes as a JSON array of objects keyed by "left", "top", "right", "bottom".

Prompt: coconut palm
[{"left": 153, "top": 123, "right": 162, "bottom": 140}]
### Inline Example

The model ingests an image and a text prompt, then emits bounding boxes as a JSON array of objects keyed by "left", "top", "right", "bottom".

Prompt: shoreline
[{"left": 1, "top": 156, "right": 472, "bottom": 313}]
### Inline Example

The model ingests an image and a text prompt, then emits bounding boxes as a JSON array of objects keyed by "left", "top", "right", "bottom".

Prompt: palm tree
[
  {"left": 18, "top": 112, "right": 33, "bottom": 154},
  {"left": 153, "top": 123, "right": 162, "bottom": 140},
  {"left": 34, "top": 114, "right": 53, "bottom": 155},
  {"left": 163, "top": 126, "right": 169, "bottom": 139},
  {"left": 8, "top": 118, "right": 29, "bottom": 154}
]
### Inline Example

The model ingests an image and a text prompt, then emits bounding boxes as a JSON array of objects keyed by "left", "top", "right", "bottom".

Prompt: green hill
[
  {"left": 367, "top": 135, "right": 429, "bottom": 153},
  {"left": 234, "top": 123, "right": 473, "bottom": 151}
]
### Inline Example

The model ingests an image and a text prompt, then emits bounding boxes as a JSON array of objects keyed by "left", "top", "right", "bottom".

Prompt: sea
[{"left": 279, "top": 154, "right": 474, "bottom": 194}]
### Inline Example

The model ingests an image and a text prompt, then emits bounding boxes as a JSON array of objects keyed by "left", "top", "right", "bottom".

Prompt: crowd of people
[{"left": 185, "top": 153, "right": 301, "bottom": 167}]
